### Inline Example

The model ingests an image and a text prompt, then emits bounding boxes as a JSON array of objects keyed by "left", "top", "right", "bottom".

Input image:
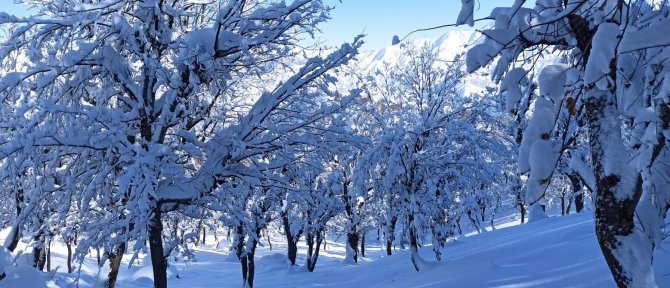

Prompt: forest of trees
[{"left": 0, "top": 1, "right": 668, "bottom": 288}]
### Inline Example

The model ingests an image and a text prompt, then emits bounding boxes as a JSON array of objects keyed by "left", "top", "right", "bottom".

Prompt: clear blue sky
[
  {"left": 321, "top": 0, "right": 515, "bottom": 49},
  {"left": 0, "top": 1, "right": 514, "bottom": 49}
]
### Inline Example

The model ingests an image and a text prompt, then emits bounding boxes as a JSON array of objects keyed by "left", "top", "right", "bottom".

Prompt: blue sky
[
  {"left": 0, "top": 1, "right": 514, "bottom": 49},
  {"left": 320, "top": 0, "right": 515, "bottom": 49}
]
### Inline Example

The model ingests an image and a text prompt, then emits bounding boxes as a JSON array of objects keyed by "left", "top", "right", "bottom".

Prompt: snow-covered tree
[
  {"left": 460, "top": 1, "right": 670, "bottom": 286},
  {"left": 0, "top": 1, "right": 361, "bottom": 287},
  {"left": 356, "top": 44, "right": 511, "bottom": 271}
]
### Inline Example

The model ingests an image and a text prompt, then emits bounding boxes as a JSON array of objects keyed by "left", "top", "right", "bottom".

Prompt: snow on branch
[
  {"left": 620, "top": 16, "right": 670, "bottom": 53},
  {"left": 157, "top": 36, "right": 364, "bottom": 203}
]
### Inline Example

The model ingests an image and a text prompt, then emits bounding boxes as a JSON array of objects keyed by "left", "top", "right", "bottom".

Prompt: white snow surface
[{"left": 4, "top": 212, "right": 669, "bottom": 287}]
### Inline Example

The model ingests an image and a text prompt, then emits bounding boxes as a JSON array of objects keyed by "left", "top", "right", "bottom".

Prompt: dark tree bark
[
  {"left": 341, "top": 170, "right": 361, "bottom": 263},
  {"left": 568, "top": 172, "right": 585, "bottom": 213},
  {"left": 195, "top": 220, "right": 203, "bottom": 246},
  {"left": 33, "top": 232, "right": 47, "bottom": 271},
  {"left": 305, "top": 230, "right": 323, "bottom": 272},
  {"left": 386, "top": 216, "right": 397, "bottom": 256},
  {"left": 46, "top": 240, "right": 51, "bottom": 272},
  {"left": 101, "top": 189, "right": 132, "bottom": 288},
  {"left": 586, "top": 94, "right": 646, "bottom": 288},
  {"left": 7, "top": 188, "right": 24, "bottom": 252},
  {"left": 574, "top": 193, "right": 584, "bottom": 213},
  {"left": 103, "top": 243, "right": 126, "bottom": 288},
  {"left": 66, "top": 238, "right": 73, "bottom": 273},
  {"left": 240, "top": 238, "right": 258, "bottom": 288},
  {"left": 407, "top": 213, "right": 424, "bottom": 272},
  {"left": 229, "top": 222, "right": 253, "bottom": 287},
  {"left": 239, "top": 253, "right": 248, "bottom": 286},
  {"left": 281, "top": 212, "right": 300, "bottom": 265},
  {"left": 148, "top": 205, "right": 168, "bottom": 288},
  {"left": 466, "top": 210, "right": 482, "bottom": 234},
  {"left": 515, "top": 184, "right": 526, "bottom": 224},
  {"left": 513, "top": 107, "right": 527, "bottom": 224},
  {"left": 561, "top": 189, "right": 567, "bottom": 216},
  {"left": 6, "top": 226, "right": 20, "bottom": 253},
  {"left": 232, "top": 223, "right": 255, "bottom": 286},
  {"left": 360, "top": 234, "right": 365, "bottom": 258},
  {"left": 346, "top": 231, "right": 360, "bottom": 263},
  {"left": 201, "top": 223, "right": 207, "bottom": 245}
]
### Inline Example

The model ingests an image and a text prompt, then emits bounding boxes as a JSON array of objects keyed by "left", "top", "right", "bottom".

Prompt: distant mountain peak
[{"left": 357, "top": 30, "right": 481, "bottom": 71}]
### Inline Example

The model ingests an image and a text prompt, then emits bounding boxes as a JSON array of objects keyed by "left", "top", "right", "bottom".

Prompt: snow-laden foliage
[
  {"left": 0, "top": 1, "right": 361, "bottom": 287},
  {"left": 460, "top": 0, "right": 670, "bottom": 286},
  {"left": 354, "top": 44, "right": 513, "bottom": 271}
]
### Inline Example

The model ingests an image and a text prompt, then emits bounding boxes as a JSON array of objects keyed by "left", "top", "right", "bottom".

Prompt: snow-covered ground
[{"left": 18, "top": 212, "right": 666, "bottom": 287}]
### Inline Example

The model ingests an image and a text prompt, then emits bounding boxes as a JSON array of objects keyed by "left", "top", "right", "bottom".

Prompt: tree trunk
[
  {"left": 341, "top": 175, "right": 359, "bottom": 264},
  {"left": 306, "top": 233, "right": 315, "bottom": 272},
  {"left": 46, "top": 240, "right": 51, "bottom": 272},
  {"left": 101, "top": 243, "right": 126, "bottom": 288},
  {"left": 281, "top": 213, "right": 298, "bottom": 265},
  {"left": 360, "top": 234, "right": 365, "bottom": 258},
  {"left": 232, "top": 223, "right": 250, "bottom": 286},
  {"left": 66, "top": 239, "right": 73, "bottom": 273},
  {"left": 201, "top": 224, "right": 207, "bottom": 245},
  {"left": 240, "top": 240, "right": 257, "bottom": 288},
  {"left": 407, "top": 213, "right": 426, "bottom": 272},
  {"left": 346, "top": 231, "right": 359, "bottom": 263},
  {"left": 385, "top": 237, "right": 393, "bottom": 255},
  {"left": 33, "top": 232, "right": 47, "bottom": 271},
  {"left": 305, "top": 231, "right": 323, "bottom": 272},
  {"left": 34, "top": 247, "right": 46, "bottom": 271},
  {"left": 247, "top": 251, "right": 255, "bottom": 288},
  {"left": 515, "top": 180, "right": 526, "bottom": 224},
  {"left": 566, "top": 197, "right": 573, "bottom": 215},
  {"left": 479, "top": 203, "right": 487, "bottom": 227},
  {"left": 98, "top": 204, "right": 131, "bottom": 288},
  {"left": 561, "top": 190, "right": 567, "bottom": 216},
  {"left": 6, "top": 188, "right": 24, "bottom": 252},
  {"left": 385, "top": 216, "right": 397, "bottom": 256},
  {"left": 466, "top": 210, "right": 482, "bottom": 234},
  {"left": 5, "top": 226, "right": 20, "bottom": 252},
  {"left": 148, "top": 205, "right": 168, "bottom": 288},
  {"left": 195, "top": 220, "right": 203, "bottom": 246},
  {"left": 585, "top": 93, "right": 654, "bottom": 287},
  {"left": 239, "top": 254, "right": 248, "bottom": 287},
  {"left": 574, "top": 193, "right": 585, "bottom": 213},
  {"left": 568, "top": 172, "right": 584, "bottom": 213}
]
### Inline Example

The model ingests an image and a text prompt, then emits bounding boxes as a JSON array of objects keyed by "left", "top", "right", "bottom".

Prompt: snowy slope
[
  {"left": 36, "top": 212, "right": 670, "bottom": 287},
  {"left": 356, "top": 30, "right": 479, "bottom": 70}
]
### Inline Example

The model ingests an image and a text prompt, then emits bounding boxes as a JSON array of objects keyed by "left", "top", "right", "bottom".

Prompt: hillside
[{"left": 38, "top": 212, "right": 670, "bottom": 287}]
